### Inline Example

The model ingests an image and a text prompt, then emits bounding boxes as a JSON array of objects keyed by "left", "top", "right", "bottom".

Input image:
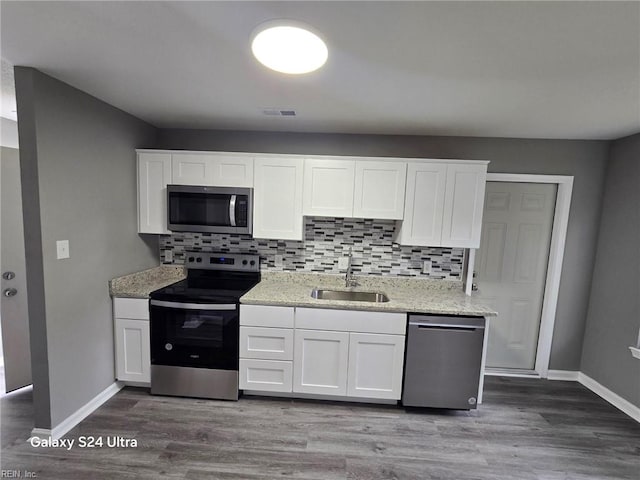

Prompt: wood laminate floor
[{"left": 1, "top": 377, "right": 639, "bottom": 479}]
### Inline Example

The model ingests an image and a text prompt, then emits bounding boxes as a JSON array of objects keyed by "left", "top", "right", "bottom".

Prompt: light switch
[{"left": 56, "top": 240, "right": 70, "bottom": 260}]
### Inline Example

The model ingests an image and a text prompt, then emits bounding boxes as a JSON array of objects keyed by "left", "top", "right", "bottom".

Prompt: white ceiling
[{"left": 1, "top": 1, "right": 639, "bottom": 140}]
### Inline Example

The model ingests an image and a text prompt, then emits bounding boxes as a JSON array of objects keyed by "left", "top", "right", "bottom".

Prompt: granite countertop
[
  {"left": 241, "top": 272, "right": 497, "bottom": 317},
  {"left": 109, "top": 265, "right": 185, "bottom": 298}
]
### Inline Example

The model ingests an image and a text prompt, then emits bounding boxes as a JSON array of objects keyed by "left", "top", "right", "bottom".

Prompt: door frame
[{"left": 480, "top": 174, "right": 574, "bottom": 378}]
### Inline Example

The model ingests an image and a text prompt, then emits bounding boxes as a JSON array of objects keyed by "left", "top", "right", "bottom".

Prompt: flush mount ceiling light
[{"left": 251, "top": 21, "right": 328, "bottom": 74}]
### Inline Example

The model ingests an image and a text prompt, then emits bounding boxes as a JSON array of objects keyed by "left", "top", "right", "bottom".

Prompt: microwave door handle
[{"left": 229, "top": 194, "right": 237, "bottom": 227}]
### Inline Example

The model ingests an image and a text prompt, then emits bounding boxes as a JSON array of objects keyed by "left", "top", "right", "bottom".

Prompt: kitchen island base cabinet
[{"left": 113, "top": 298, "right": 150, "bottom": 385}]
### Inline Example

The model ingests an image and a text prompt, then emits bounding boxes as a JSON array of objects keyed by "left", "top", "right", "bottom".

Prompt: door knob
[
  {"left": 2, "top": 271, "right": 15, "bottom": 280},
  {"left": 3, "top": 288, "right": 17, "bottom": 297}
]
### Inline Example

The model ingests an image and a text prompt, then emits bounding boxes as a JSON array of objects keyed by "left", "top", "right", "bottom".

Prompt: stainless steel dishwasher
[{"left": 402, "top": 314, "right": 485, "bottom": 409}]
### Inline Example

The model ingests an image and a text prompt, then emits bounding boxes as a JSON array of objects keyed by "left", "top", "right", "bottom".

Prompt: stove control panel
[{"left": 184, "top": 252, "right": 260, "bottom": 272}]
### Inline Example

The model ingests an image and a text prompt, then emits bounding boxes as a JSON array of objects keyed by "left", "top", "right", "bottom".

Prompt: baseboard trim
[
  {"left": 30, "top": 381, "right": 124, "bottom": 440},
  {"left": 485, "top": 368, "right": 540, "bottom": 379},
  {"left": 578, "top": 373, "right": 640, "bottom": 424},
  {"left": 547, "top": 370, "right": 580, "bottom": 381}
]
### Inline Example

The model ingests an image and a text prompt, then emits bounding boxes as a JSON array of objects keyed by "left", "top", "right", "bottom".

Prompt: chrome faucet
[{"left": 344, "top": 248, "right": 358, "bottom": 287}]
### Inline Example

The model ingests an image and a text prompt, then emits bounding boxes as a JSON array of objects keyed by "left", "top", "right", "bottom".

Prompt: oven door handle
[
  {"left": 229, "top": 194, "right": 237, "bottom": 227},
  {"left": 150, "top": 300, "right": 237, "bottom": 311}
]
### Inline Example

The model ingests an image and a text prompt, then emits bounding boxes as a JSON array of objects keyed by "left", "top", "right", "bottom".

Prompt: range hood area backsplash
[{"left": 160, "top": 217, "right": 465, "bottom": 280}]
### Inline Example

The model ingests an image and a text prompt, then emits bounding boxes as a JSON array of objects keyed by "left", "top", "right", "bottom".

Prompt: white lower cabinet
[
  {"left": 240, "top": 304, "right": 407, "bottom": 401},
  {"left": 239, "top": 305, "right": 294, "bottom": 393},
  {"left": 113, "top": 298, "right": 150, "bottom": 385},
  {"left": 347, "top": 333, "right": 405, "bottom": 399},
  {"left": 293, "top": 329, "right": 350, "bottom": 396}
]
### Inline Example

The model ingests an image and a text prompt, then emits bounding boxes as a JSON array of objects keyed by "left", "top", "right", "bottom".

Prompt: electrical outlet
[
  {"left": 274, "top": 254, "right": 283, "bottom": 267},
  {"left": 165, "top": 250, "right": 173, "bottom": 263},
  {"left": 56, "top": 240, "right": 70, "bottom": 260},
  {"left": 338, "top": 257, "right": 349, "bottom": 269},
  {"left": 422, "top": 260, "right": 432, "bottom": 274}
]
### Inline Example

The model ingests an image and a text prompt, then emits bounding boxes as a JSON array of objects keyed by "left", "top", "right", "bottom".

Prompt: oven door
[{"left": 150, "top": 300, "right": 239, "bottom": 370}]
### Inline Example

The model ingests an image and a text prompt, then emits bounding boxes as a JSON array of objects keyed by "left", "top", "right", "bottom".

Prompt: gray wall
[
  {"left": 158, "top": 129, "right": 609, "bottom": 371},
  {"left": 15, "top": 67, "right": 159, "bottom": 429},
  {"left": 581, "top": 133, "right": 640, "bottom": 408}
]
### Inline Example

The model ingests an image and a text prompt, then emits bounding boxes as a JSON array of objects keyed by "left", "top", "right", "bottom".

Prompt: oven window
[{"left": 150, "top": 305, "right": 239, "bottom": 370}]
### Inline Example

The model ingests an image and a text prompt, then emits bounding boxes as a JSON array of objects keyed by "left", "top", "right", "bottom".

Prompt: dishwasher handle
[{"left": 409, "top": 320, "right": 485, "bottom": 330}]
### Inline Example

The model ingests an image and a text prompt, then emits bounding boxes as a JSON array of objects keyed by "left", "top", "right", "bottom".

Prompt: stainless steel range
[{"left": 149, "top": 252, "right": 260, "bottom": 400}]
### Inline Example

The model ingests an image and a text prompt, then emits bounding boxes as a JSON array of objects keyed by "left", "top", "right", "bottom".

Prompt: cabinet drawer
[
  {"left": 239, "top": 359, "right": 292, "bottom": 392},
  {"left": 240, "top": 304, "right": 294, "bottom": 328},
  {"left": 295, "top": 308, "right": 406, "bottom": 335},
  {"left": 240, "top": 327, "right": 293, "bottom": 360},
  {"left": 113, "top": 297, "right": 149, "bottom": 320}
]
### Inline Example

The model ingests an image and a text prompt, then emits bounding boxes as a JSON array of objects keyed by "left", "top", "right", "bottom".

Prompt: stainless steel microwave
[{"left": 167, "top": 185, "right": 253, "bottom": 235}]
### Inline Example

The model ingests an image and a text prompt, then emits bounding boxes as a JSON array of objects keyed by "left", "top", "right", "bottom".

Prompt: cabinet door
[
  {"left": 347, "top": 333, "right": 405, "bottom": 400},
  {"left": 137, "top": 152, "right": 171, "bottom": 234},
  {"left": 303, "top": 158, "right": 355, "bottom": 217},
  {"left": 210, "top": 154, "right": 254, "bottom": 187},
  {"left": 114, "top": 318, "right": 150, "bottom": 384},
  {"left": 253, "top": 157, "right": 304, "bottom": 240},
  {"left": 239, "top": 359, "right": 292, "bottom": 392},
  {"left": 240, "top": 326, "right": 293, "bottom": 360},
  {"left": 441, "top": 164, "right": 487, "bottom": 248},
  {"left": 293, "top": 329, "right": 349, "bottom": 396},
  {"left": 353, "top": 160, "right": 407, "bottom": 219},
  {"left": 396, "top": 162, "right": 448, "bottom": 246},
  {"left": 171, "top": 153, "right": 216, "bottom": 185}
]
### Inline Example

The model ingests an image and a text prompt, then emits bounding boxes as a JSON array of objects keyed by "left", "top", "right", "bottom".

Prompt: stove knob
[
  {"left": 250, "top": 260, "right": 256, "bottom": 266},
  {"left": 188, "top": 256, "right": 195, "bottom": 263},
  {"left": 165, "top": 343, "right": 173, "bottom": 351},
  {"left": 242, "top": 260, "right": 248, "bottom": 265},
  {"left": 196, "top": 257, "right": 202, "bottom": 263}
]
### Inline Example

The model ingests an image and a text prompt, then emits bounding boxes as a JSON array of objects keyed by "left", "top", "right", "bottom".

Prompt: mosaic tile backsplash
[{"left": 160, "top": 217, "right": 465, "bottom": 280}]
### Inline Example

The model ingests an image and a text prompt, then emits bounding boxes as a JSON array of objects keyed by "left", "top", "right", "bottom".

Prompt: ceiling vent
[{"left": 262, "top": 108, "right": 297, "bottom": 117}]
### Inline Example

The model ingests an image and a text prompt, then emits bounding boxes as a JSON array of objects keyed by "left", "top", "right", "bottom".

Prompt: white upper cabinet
[
  {"left": 353, "top": 160, "right": 407, "bottom": 219},
  {"left": 397, "top": 161, "right": 488, "bottom": 248},
  {"left": 441, "top": 164, "right": 487, "bottom": 248},
  {"left": 253, "top": 156, "right": 304, "bottom": 240},
  {"left": 303, "top": 158, "right": 355, "bottom": 217},
  {"left": 171, "top": 152, "right": 253, "bottom": 187},
  {"left": 137, "top": 152, "right": 171, "bottom": 234},
  {"left": 396, "top": 162, "right": 448, "bottom": 246}
]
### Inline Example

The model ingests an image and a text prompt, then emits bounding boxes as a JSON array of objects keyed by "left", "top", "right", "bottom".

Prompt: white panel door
[
  {"left": 347, "top": 333, "right": 405, "bottom": 399},
  {"left": 293, "top": 329, "right": 349, "bottom": 395},
  {"left": 396, "top": 162, "right": 448, "bottom": 246},
  {"left": 171, "top": 153, "right": 216, "bottom": 185},
  {"left": 253, "top": 157, "right": 304, "bottom": 240},
  {"left": 441, "top": 164, "right": 487, "bottom": 248},
  {"left": 476, "top": 182, "right": 557, "bottom": 370},
  {"left": 353, "top": 160, "right": 407, "bottom": 219},
  {"left": 211, "top": 154, "right": 254, "bottom": 187},
  {"left": 1, "top": 149, "right": 32, "bottom": 393},
  {"left": 137, "top": 153, "right": 171, "bottom": 234},
  {"left": 303, "top": 158, "right": 355, "bottom": 217},
  {"left": 115, "top": 318, "right": 150, "bottom": 383}
]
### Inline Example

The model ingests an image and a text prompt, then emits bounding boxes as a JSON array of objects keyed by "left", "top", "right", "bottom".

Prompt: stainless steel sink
[{"left": 310, "top": 289, "right": 389, "bottom": 303}]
